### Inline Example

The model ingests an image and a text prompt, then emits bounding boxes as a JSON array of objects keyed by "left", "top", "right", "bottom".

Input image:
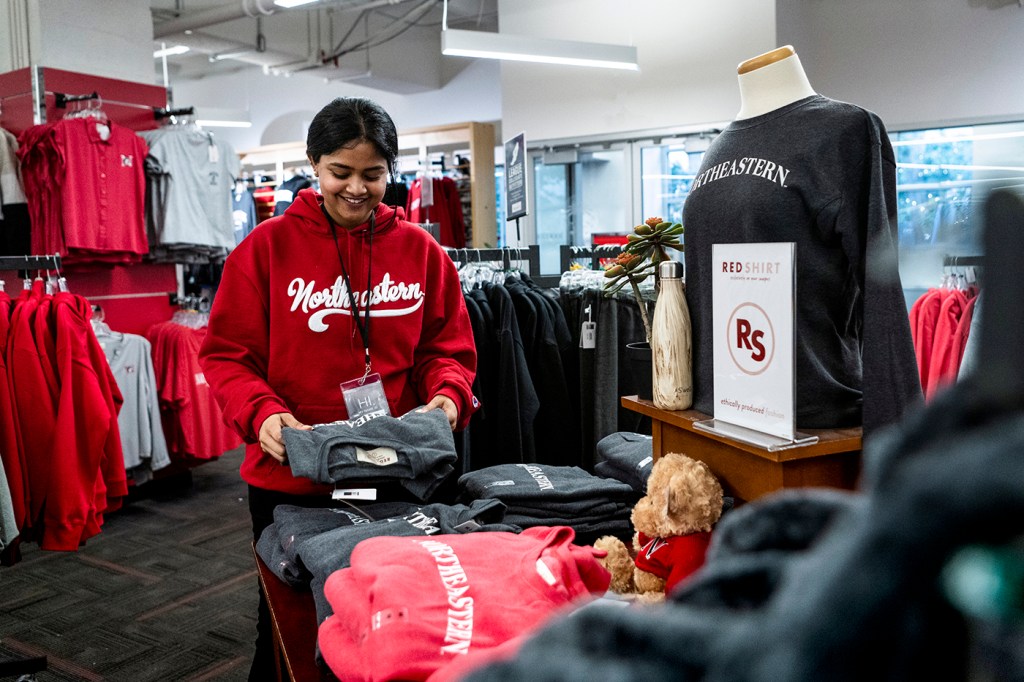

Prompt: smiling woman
[
  {"left": 313, "top": 142, "right": 389, "bottom": 228},
  {"left": 196, "top": 95, "right": 480, "bottom": 680}
]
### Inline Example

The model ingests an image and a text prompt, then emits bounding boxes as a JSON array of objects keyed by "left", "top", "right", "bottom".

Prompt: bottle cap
[{"left": 659, "top": 260, "right": 683, "bottom": 279}]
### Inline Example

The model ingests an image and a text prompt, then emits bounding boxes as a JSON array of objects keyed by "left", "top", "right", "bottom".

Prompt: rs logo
[
  {"left": 736, "top": 318, "right": 766, "bottom": 361},
  {"left": 727, "top": 303, "right": 775, "bottom": 375}
]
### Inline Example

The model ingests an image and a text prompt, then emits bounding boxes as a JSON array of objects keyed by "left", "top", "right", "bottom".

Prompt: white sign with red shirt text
[{"left": 711, "top": 242, "right": 796, "bottom": 441}]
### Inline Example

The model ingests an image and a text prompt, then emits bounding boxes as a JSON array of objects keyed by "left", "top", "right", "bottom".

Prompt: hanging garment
[
  {"left": 232, "top": 184, "right": 259, "bottom": 245},
  {"left": 406, "top": 176, "right": 467, "bottom": 248},
  {"left": 16, "top": 118, "right": 149, "bottom": 264},
  {"left": 272, "top": 173, "right": 313, "bottom": 216},
  {"left": 505, "top": 275, "right": 579, "bottom": 466},
  {"left": 94, "top": 324, "right": 171, "bottom": 484},
  {"left": 147, "top": 320, "right": 242, "bottom": 462},
  {"left": 909, "top": 285, "right": 978, "bottom": 400},
  {"left": 3, "top": 282, "right": 127, "bottom": 551},
  {"left": 0, "top": 127, "right": 30, "bottom": 257},
  {"left": 468, "top": 283, "right": 539, "bottom": 465},
  {"left": 140, "top": 124, "right": 240, "bottom": 263},
  {"left": 558, "top": 284, "right": 651, "bottom": 467}
]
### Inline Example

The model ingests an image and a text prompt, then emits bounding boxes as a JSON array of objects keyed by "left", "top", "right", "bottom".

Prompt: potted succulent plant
[{"left": 602, "top": 216, "right": 684, "bottom": 344}]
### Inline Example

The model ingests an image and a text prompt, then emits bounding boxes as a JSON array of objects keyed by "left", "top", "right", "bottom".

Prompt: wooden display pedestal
[
  {"left": 621, "top": 396, "right": 863, "bottom": 503},
  {"left": 254, "top": 545, "right": 335, "bottom": 682}
]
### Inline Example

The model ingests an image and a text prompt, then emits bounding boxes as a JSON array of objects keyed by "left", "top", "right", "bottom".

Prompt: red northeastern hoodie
[
  {"left": 319, "top": 526, "right": 611, "bottom": 682},
  {"left": 198, "top": 188, "right": 478, "bottom": 495}
]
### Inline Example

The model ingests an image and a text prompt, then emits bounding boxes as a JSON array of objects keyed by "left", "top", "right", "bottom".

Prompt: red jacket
[
  {"left": 7, "top": 282, "right": 55, "bottom": 539},
  {"left": 47, "top": 292, "right": 126, "bottom": 550},
  {"left": 198, "top": 189, "right": 478, "bottom": 495},
  {"left": 0, "top": 289, "right": 28, "bottom": 532}
]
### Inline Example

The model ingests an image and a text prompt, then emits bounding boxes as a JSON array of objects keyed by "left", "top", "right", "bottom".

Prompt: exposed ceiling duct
[
  {"left": 163, "top": 28, "right": 369, "bottom": 79},
  {"left": 153, "top": 0, "right": 414, "bottom": 39},
  {"left": 152, "top": 0, "right": 497, "bottom": 92}
]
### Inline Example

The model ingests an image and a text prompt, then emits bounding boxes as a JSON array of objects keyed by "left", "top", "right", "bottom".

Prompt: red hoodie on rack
[{"left": 198, "top": 188, "right": 478, "bottom": 496}]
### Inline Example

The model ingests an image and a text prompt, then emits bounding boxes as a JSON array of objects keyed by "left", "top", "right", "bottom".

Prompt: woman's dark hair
[{"left": 306, "top": 97, "right": 399, "bottom": 176}]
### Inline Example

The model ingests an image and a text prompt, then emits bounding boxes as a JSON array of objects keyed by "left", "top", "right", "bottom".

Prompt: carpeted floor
[{"left": 0, "top": 447, "right": 258, "bottom": 682}]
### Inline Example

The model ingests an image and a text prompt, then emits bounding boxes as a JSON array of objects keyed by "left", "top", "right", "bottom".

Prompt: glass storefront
[{"left": 502, "top": 119, "right": 1024, "bottom": 288}]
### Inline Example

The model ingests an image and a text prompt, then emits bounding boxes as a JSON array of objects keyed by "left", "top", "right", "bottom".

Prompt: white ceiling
[{"left": 150, "top": 0, "right": 498, "bottom": 93}]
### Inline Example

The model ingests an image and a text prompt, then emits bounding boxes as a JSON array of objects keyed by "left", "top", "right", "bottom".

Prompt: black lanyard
[{"left": 323, "top": 204, "right": 374, "bottom": 377}]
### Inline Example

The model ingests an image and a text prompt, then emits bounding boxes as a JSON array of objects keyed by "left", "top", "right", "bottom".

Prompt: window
[
  {"left": 509, "top": 120, "right": 1024, "bottom": 282},
  {"left": 638, "top": 139, "right": 707, "bottom": 225},
  {"left": 892, "top": 121, "right": 1024, "bottom": 292}
]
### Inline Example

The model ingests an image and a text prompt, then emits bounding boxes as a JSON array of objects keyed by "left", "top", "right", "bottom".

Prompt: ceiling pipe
[
  {"left": 153, "top": 0, "right": 414, "bottom": 40},
  {"left": 154, "top": 0, "right": 276, "bottom": 39}
]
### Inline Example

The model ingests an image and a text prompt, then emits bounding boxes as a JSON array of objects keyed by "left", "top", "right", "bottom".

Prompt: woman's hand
[
  {"left": 258, "top": 412, "right": 311, "bottom": 463},
  {"left": 420, "top": 395, "right": 458, "bottom": 431}
]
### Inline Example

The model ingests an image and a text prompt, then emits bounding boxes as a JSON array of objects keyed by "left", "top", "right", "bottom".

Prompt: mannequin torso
[{"left": 735, "top": 45, "right": 816, "bottom": 120}]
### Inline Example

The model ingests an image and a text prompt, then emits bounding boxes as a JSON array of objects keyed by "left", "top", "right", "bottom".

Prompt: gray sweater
[
  {"left": 683, "top": 95, "right": 921, "bottom": 435},
  {"left": 283, "top": 406, "right": 457, "bottom": 501}
]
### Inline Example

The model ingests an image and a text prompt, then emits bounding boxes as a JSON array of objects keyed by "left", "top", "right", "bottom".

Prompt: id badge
[{"left": 340, "top": 372, "right": 392, "bottom": 419}]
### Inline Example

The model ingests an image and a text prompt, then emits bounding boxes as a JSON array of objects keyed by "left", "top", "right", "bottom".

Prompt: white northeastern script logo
[{"left": 288, "top": 273, "right": 425, "bottom": 332}]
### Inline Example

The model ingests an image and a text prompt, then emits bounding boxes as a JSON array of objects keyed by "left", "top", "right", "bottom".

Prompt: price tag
[{"left": 580, "top": 321, "right": 596, "bottom": 349}]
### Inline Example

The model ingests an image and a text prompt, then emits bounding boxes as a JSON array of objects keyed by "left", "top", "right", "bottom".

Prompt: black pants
[{"left": 247, "top": 485, "right": 339, "bottom": 682}]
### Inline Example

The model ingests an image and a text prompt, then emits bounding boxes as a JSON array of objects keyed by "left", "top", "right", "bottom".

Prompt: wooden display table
[
  {"left": 622, "top": 396, "right": 863, "bottom": 503},
  {"left": 254, "top": 545, "right": 335, "bottom": 682}
]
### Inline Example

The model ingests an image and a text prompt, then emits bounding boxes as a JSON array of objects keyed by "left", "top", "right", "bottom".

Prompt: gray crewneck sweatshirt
[{"left": 283, "top": 406, "right": 457, "bottom": 501}]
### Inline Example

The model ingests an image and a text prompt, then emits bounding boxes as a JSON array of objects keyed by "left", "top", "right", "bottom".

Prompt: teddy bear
[{"left": 595, "top": 451, "right": 724, "bottom": 602}]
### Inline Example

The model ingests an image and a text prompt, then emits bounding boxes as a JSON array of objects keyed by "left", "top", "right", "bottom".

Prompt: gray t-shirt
[
  {"left": 140, "top": 126, "right": 239, "bottom": 250},
  {"left": 95, "top": 327, "right": 171, "bottom": 478},
  {"left": 683, "top": 95, "right": 921, "bottom": 435}
]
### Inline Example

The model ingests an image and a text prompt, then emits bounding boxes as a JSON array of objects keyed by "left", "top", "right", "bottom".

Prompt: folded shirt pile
[
  {"left": 319, "top": 525, "right": 611, "bottom": 682},
  {"left": 283, "top": 407, "right": 457, "bottom": 501},
  {"left": 280, "top": 499, "right": 519, "bottom": 627},
  {"left": 255, "top": 500, "right": 421, "bottom": 589},
  {"left": 593, "top": 431, "right": 655, "bottom": 495},
  {"left": 457, "top": 463, "right": 635, "bottom": 541}
]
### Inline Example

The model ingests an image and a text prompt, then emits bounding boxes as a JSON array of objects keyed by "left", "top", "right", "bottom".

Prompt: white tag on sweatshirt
[
  {"left": 535, "top": 558, "right": 559, "bottom": 586},
  {"left": 355, "top": 446, "right": 399, "bottom": 466}
]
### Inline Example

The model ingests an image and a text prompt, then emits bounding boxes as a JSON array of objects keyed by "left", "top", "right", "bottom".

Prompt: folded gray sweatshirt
[{"left": 284, "top": 406, "right": 457, "bottom": 501}]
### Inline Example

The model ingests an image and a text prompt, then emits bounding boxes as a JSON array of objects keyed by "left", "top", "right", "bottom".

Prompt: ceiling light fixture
[
  {"left": 442, "top": 28, "right": 639, "bottom": 71},
  {"left": 273, "top": 0, "right": 319, "bottom": 8},
  {"left": 153, "top": 45, "right": 190, "bottom": 58},
  {"left": 439, "top": 0, "right": 637, "bottom": 71}
]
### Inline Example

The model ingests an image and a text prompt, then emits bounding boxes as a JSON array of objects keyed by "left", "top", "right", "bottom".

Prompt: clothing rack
[
  {"left": 943, "top": 254, "right": 984, "bottom": 267},
  {"left": 444, "top": 245, "right": 558, "bottom": 287},
  {"left": 0, "top": 254, "right": 62, "bottom": 275},
  {"left": 446, "top": 245, "right": 540, "bottom": 273},
  {"left": 154, "top": 106, "right": 195, "bottom": 120},
  {"left": 559, "top": 243, "right": 623, "bottom": 273},
  {"left": 53, "top": 91, "right": 99, "bottom": 108}
]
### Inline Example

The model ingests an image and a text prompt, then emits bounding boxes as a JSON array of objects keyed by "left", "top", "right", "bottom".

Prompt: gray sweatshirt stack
[
  {"left": 297, "top": 499, "right": 519, "bottom": 626},
  {"left": 458, "top": 463, "right": 635, "bottom": 539},
  {"left": 593, "top": 431, "right": 655, "bottom": 495},
  {"left": 255, "top": 500, "right": 421, "bottom": 588}
]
